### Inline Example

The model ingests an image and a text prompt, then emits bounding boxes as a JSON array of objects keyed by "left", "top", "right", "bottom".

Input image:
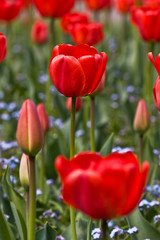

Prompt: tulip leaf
[
  {"left": 100, "top": 133, "right": 114, "bottom": 156},
  {"left": 36, "top": 223, "right": 57, "bottom": 240},
  {"left": 0, "top": 207, "right": 15, "bottom": 240},
  {"left": 127, "top": 208, "right": 160, "bottom": 240},
  {"left": 10, "top": 202, "right": 27, "bottom": 240},
  {"left": 2, "top": 167, "right": 26, "bottom": 221}
]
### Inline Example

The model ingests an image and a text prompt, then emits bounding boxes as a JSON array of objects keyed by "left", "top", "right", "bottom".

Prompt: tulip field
[{"left": 1, "top": 0, "right": 160, "bottom": 240}]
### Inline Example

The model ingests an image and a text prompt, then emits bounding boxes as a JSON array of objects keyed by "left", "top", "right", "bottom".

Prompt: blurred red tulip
[
  {"left": 16, "top": 99, "right": 44, "bottom": 157},
  {"left": 66, "top": 97, "right": 83, "bottom": 112},
  {"left": 61, "top": 12, "right": 89, "bottom": 34},
  {"left": 55, "top": 151, "right": 149, "bottom": 219},
  {"left": 153, "top": 77, "right": 160, "bottom": 111},
  {"left": 49, "top": 44, "right": 107, "bottom": 97},
  {"left": 113, "top": 0, "right": 134, "bottom": 13},
  {"left": 0, "top": 33, "right": 7, "bottom": 63},
  {"left": 69, "top": 22, "right": 103, "bottom": 45},
  {"left": 0, "top": 0, "right": 23, "bottom": 21},
  {"left": 31, "top": 21, "right": 48, "bottom": 44},
  {"left": 131, "top": 7, "right": 160, "bottom": 42},
  {"left": 23, "top": 0, "right": 32, "bottom": 7},
  {"left": 133, "top": 99, "right": 150, "bottom": 133},
  {"left": 85, "top": 0, "right": 111, "bottom": 10},
  {"left": 142, "top": 0, "right": 160, "bottom": 8},
  {"left": 33, "top": 0, "right": 75, "bottom": 18},
  {"left": 148, "top": 52, "right": 160, "bottom": 75},
  {"left": 37, "top": 103, "right": 50, "bottom": 133}
]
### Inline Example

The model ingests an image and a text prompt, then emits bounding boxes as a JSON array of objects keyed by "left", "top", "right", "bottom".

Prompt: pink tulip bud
[
  {"left": 19, "top": 153, "right": 29, "bottom": 190},
  {"left": 133, "top": 99, "right": 150, "bottom": 133},
  {"left": 66, "top": 97, "right": 83, "bottom": 112},
  {"left": 37, "top": 103, "right": 50, "bottom": 133},
  {"left": 16, "top": 99, "right": 44, "bottom": 156}
]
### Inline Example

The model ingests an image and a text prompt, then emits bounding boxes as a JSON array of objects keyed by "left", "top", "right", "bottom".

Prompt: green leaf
[
  {"left": 127, "top": 208, "right": 160, "bottom": 240},
  {"left": 2, "top": 167, "right": 26, "bottom": 220},
  {"left": 100, "top": 133, "right": 114, "bottom": 156},
  {"left": 36, "top": 223, "right": 57, "bottom": 240},
  {"left": 0, "top": 207, "right": 15, "bottom": 240},
  {"left": 10, "top": 202, "right": 27, "bottom": 240}
]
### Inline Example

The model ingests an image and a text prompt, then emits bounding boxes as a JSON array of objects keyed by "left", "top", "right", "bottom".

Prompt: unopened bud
[{"left": 19, "top": 153, "right": 29, "bottom": 190}]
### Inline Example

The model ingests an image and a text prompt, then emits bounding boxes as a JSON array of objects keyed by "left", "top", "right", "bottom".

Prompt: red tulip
[
  {"left": 131, "top": 7, "right": 160, "bottom": 42},
  {"left": 94, "top": 71, "right": 105, "bottom": 93},
  {"left": 85, "top": 0, "right": 111, "bottom": 10},
  {"left": 66, "top": 97, "right": 83, "bottom": 112},
  {"left": 16, "top": 99, "right": 44, "bottom": 157},
  {"left": 142, "top": 0, "right": 160, "bottom": 8},
  {"left": 33, "top": 0, "right": 75, "bottom": 18},
  {"left": 61, "top": 12, "right": 89, "bottom": 34},
  {"left": 148, "top": 52, "right": 160, "bottom": 75},
  {"left": 113, "top": 0, "right": 134, "bottom": 13},
  {"left": 69, "top": 22, "right": 104, "bottom": 46},
  {"left": 31, "top": 21, "right": 48, "bottom": 44},
  {"left": 133, "top": 99, "right": 150, "bottom": 133},
  {"left": 55, "top": 151, "right": 149, "bottom": 219},
  {"left": 49, "top": 44, "right": 107, "bottom": 97},
  {"left": 153, "top": 77, "right": 160, "bottom": 111},
  {"left": 0, "top": 0, "right": 23, "bottom": 22},
  {"left": 23, "top": 0, "right": 32, "bottom": 7},
  {"left": 0, "top": 33, "right": 7, "bottom": 63},
  {"left": 37, "top": 103, "right": 50, "bottom": 133}
]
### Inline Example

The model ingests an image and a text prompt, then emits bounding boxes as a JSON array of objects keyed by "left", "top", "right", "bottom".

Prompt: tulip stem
[
  {"left": 90, "top": 96, "right": 95, "bottom": 152},
  {"left": 28, "top": 156, "right": 36, "bottom": 240},
  {"left": 26, "top": 190, "right": 29, "bottom": 230},
  {"left": 87, "top": 218, "right": 92, "bottom": 240},
  {"left": 101, "top": 220, "right": 108, "bottom": 240},
  {"left": 139, "top": 134, "right": 143, "bottom": 163},
  {"left": 70, "top": 97, "right": 77, "bottom": 240},
  {"left": 40, "top": 146, "right": 45, "bottom": 203}
]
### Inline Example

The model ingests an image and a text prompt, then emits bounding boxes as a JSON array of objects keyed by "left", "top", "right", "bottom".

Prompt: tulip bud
[
  {"left": 31, "top": 21, "right": 48, "bottom": 44},
  {"left": 153, "top": 76, "right": 160, "bottom": 111},
  {"left": 0, "top": 33, "right": 7, "bottom": 63},
  {"left": 133, "top": 99, "right": 150, "bottom": 133},
  {"left": 37, "top": 103, "right": 50, "bottom": 133},
  {"left": 16, "top": 99, "right": 44, "bottom": 157},
  {"left": 66, "top": 97, "right": 83, "bottom": 112},
  {"left": 19, "top": 153, "right": 29, "bottom": 190}
]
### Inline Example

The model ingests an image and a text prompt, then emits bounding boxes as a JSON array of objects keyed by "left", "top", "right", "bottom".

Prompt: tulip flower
[
  {"left": 0, "top": 33, "right": 7, "bottom": 63},
  {"left": 85, "top": 0, "right": 111, "bottom": 10},
  {"left": 131, "top": 7, "right": 160, "bottom": 42},
  {"left": 61, "top": 12, "right": 89, "bottom": 34},
  {"left": 148, "top": 52, "right": 160, "bottom": 75},
  {"left": 16, "top": 99, "right": 44, "bottom": 157},
  {"left": 31, "top": 21, "right": 48, "bottom": 44},
  {"left": 19, "top": 153, "right": 29, "bottom": 190},
  {"left": 37, "top": 103, "right": 50, "bottom": 133},
  {"left": 0, "top": 0, "right": 23, "bottom": 22},
  {"left": 66, "top": 97, "right": 83, "bottom": 112},
  {"left": 69, "top": 22, "right": 104, "bottom": 46},
  {"left": 153, "top": 77, "right": 160, "bottom": 111},
  {"left": 33, "top": 0, "right": 75, "bottom": 18},
  {"left": 55, "top": 151, "right": 149, "bottom": 220},
  {"left": 142, "top": 0, "right": 160, "bottom": 8},
  {"left": 49, "top": 44, "right": 107, "bottom": 97},
  {"left": 113, "top": 0, "right": 134, "bottom": 13},
  {"left": 133, "top": 99, "right": 150, "bottom": 134}
]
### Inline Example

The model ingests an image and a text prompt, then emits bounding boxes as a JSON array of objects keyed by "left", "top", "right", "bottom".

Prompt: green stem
[
  {"left": 87, "top": 218, "right": 92, "bottom": 240},
  {"left": 70, "top": 97, "right": 77, "bottom": 240},
  {"left": 26, "top": 190, "right": 29, "bottom": 230},
  {"left": 139, "top": 134, "right": 143, "bottom": 164},
  {"left": 40, "top": 146, "right": 45, "bottom": 203},
  {"left": 90, "top": 96, "right": 95, "bottom": 152},
  {"left": 28, "top": 156, "right": 36, "bottom": 240},
  {"left": 101, "top": 220, "right": 108, "bottom": 240}
]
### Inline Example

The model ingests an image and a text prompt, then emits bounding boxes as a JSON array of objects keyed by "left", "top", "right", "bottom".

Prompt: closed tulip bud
[
  {"left": 66, "top": 97, "right": 83, "bottom": 112},
  {"left": 16, "top": 99, "right": 44, "bottom": 157},
  {"left": 133, "top": 99, "right": 150, "bottom": 133},
  {"left": 0, "top": 33, "right": 7, "bottom": 63},
  {"left": 19, "top": 153, "right": 29, "bottom": 190},
  {"left": 37, "top": 103, "right": 50, "bottom": 133},
  {"left": 31, "top": 21, "right": 48, "bottom": 44},
  {"left": 153, "top": 77, "right": 160, "bottom": 111}
]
